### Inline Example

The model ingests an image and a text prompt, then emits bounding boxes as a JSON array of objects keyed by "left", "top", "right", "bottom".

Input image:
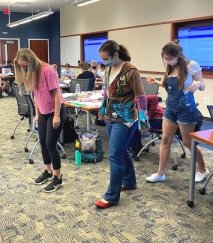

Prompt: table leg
[
  {"left": 187, "top": 139, "right": 198, "bottom": 208},
  {"left": 86, "top": 111, "right": 90, "bottom": 131}
]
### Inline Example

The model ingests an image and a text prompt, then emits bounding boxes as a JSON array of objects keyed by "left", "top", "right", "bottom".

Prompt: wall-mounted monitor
[
  {"left": 177, "top": 25, "right": 213, "bottom": 72},
  {"left": 82, "top": 33, "right": 108, "bottom": 63}
]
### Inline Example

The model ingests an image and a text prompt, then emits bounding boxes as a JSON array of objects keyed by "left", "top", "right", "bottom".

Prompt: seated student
[
  {"left": 129, "top": 95, "right": 164, "bottom": 157},
  {"left": 1, "top": 60, "right": 14, "bottom": 95},
  {"left": 61, "top": 63, "right": 75, "bottom": 80},
  {"left": 0, "top": 74, "right": 9, "bottom": 97},
  {"left": 96, "top": 63, "right": 106, "bottom": 80},
  {"left": 77, "top": 61, "right": 95, "bottom": 79},
  {"left": 89, "top": 60, "right": 100, "bottom": 78},
  {"left": 52, "top": 64, "right": 59, "bottom": 77}
]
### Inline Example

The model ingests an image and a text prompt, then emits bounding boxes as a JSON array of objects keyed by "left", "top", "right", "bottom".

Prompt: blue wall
[{"left": 0, "top": 11, "right": 60, "bottom": 65}]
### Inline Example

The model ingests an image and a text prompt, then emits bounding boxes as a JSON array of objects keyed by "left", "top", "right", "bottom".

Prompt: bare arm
[
  {"left": 52, "top": 87, "right": 61, "bottom": 129},
  {"left": 34, "top": 96, "right": 39, "bottom": 125},
  {"left": 146, "top": 77, "right": 163, "bottom": 86},
  {"left": 188, "top": 71, "right": 205, "bottom": 92}
]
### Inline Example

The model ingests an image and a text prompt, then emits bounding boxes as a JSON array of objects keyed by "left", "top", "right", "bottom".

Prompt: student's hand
[
  {"left": 146, "top": 77, "right": 156, "bottom": 84},
  {"left": 34, "top": 115, "right": 39, "bottom": 127},
  {"left": 53, "top": 115, "right": 60, "bottom": 129},
  {"left": 188, "top": 80, "right": 201, "bottom": 92}
]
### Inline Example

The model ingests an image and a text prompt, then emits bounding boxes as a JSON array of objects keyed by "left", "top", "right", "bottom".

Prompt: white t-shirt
[{"left": 184, "top": 60, "right": 202, "bottom": 92}]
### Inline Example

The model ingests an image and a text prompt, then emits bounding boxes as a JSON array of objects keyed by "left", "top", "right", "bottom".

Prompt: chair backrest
[
  {"left": 69, "top": 78, "right": 95, "bottom": 93},
  {"left": 24, "top": 94, "right": 35, "bottom": 128},
  {"left": 12, "top": 83, "right": 29, "bottom": 117},
  {"left": 141, "top": 77, "right": 160, "bottom": 95},
  {"left": 207, "top": 105, "right": 213, "bottom": 122}
]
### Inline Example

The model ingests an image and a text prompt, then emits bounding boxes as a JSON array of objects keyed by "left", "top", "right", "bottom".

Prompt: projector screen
[{"left": 177, "top": 25, "right": 213, "bottom": 72}]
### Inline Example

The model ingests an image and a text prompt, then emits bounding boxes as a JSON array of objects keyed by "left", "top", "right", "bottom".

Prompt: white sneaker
[
  {"left": 195, "top": 168, "right": 209, "bottom": 183},
  {"left": 146, "top": 173, "right": 166, "bottom": 183}
]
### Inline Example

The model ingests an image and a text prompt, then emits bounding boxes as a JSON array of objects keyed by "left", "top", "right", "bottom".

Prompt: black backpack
[{"left": 61, "top": 116, "right": 78, "bottom": 144}]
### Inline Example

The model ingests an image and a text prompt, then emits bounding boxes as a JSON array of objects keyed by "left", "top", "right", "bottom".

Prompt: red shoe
[{"left": 95, "top": 200, "right": 115, "bottom": 209}]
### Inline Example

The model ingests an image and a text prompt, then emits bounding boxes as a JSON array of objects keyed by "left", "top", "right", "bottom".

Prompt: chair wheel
[
  {"left": 199, "top": 188, "right": 206, "bottom": 195},
  {"left": 10, "top": 135, "right": 14, "bottom": 139},
  {"left": 61, "top": 154, "right": 66, "bottom": 159},
  {"left": 172, "top": 165, "right": 178, "bottom": 171},
  {"left": 29, "top": 159, "right": 34, "bottom": 164},
  {"left": 144, "top": 147, "right": 149, "bottom": 152},
  {"left": 134, "top": 157, "right": 140, "bottom": 161},
  {"left": 151, "top": 142, "right": 155, "bottom": 146},
  {"left": 181, "top": 153, "right": 186, "bottom": 158},
  {"left": 27, "top": 129, "right": 30, "bottom": 132},
  {"left": 187, "top": 200, "right": 194, "bottom": 208},
  {"left": 24, "top": 147, "right": 29, "bottom": 152}
]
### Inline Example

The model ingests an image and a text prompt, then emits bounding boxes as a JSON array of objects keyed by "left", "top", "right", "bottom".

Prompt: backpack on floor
[
  {"left": 79, "top": 131, "right": 104, "bottom": 163},
  {"left": 61, "top": 116, "right": 78, "bottom": 144}
]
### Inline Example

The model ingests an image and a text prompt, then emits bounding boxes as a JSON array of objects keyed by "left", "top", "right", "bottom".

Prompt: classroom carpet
[{"left": 0, "top": 96, "right": 213, "bottom": 243}]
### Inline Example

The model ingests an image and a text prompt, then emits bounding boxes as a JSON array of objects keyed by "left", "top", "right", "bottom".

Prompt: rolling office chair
[
  {"left": 134, "top": 118, "right": 186, "bottom": 170},
  {"left": 69, "top": 78, "right": 95, "bottom": 129},
  {"left": 10, "top": 84, "right": 30, "bottom": 139},
  {"left": 141, "top": 77, "right": 160, "bottom": 95},
  {"left": 199, "top": 105, "right": 213, "bottom": 195},
  {"left": 24, "top": 94, "right": 66, "bottom": 164},
  {"left": 134, "top": 94, "right": 186, "bottom": 170}
]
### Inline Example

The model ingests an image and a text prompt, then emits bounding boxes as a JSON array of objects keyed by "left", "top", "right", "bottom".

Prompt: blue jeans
[{"left": 103, "top": 121, "right": 138, "bottom": 203}]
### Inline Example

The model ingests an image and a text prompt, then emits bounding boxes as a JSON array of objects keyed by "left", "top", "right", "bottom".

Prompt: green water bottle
[{"left": 75, "top": 140, "right": 81, "bottom": 166}]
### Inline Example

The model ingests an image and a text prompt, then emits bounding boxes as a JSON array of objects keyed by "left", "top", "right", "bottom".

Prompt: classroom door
[
  {"left": 29, "top": 39, "right": 49, "bottom": 63},
  {"left": 0, "top": 39, "right": 19, "bottom": 64}
]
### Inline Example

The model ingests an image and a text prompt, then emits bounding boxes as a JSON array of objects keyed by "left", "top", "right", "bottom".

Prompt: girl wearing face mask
[
  {"left": 145, "top": 41, "right": 208, "bottom": 183},
  {"left": 14, "top": 48, "right": 65, "bottom": 193},
  {"left": 95, "top": 40, "right": 148, "bottom": 209}
]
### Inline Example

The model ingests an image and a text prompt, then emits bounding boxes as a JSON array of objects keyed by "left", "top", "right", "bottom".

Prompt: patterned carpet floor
[{"left": 0, "top": 96, "right": 213, "bottom": 243}]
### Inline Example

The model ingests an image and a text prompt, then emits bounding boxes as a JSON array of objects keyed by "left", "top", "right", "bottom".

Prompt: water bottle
[
  {"left": 74, "top": 140, "right": 81, "bottom": 166},
  {"left": 75, "top": 83, "right": 81, "bottom": 94}
]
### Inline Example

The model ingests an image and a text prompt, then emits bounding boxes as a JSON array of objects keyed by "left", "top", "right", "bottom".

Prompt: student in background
[
  {"left": 0, "top": 74, "right": 9, "bottom": 97},
  {"left": 145, "top": 41, "right": 209, "bottom": 183},
  {"left": 14, "top": 48, "right": 65, "bottom": 193},
  {"left": 77, "top": 61, "right": 95, "bottom": 79},
  {"left": 89, "top": 60, "right": 99, "bottom": 78},
  {"left": 95, "top": 40, "right": 148, "bottom": 209},
  {"left": 61, "top": 63, "right": 75, "bottom": 80},
  {"left": 96, "top": 63, "right": 106, "bottom": 79},
  {"left": 52, "top": 64, "right": 59, "bottom": 77}
]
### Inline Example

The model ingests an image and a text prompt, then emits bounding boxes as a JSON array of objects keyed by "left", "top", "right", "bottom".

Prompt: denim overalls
[{"left": 164, "top": 77, "right": 197, "bottom": 124}]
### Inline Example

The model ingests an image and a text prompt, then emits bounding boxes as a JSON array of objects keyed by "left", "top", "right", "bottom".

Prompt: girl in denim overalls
[{"left": 146, "top": 42, "right": 209, "bottom": 183}]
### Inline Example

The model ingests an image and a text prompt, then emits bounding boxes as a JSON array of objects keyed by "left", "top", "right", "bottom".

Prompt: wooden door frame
[
  {"left": 0, "top": 38, "right": 20, "bottom": 64},
  {"left": 28, "top": 38, "right": 50, "bottom": 63}
]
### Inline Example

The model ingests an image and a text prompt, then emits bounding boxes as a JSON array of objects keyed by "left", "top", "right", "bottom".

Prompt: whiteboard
[{"left": 60, "top": 36, "right": 80, "bottom": 66}]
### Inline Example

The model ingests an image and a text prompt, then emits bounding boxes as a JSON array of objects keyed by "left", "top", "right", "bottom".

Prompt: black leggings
[{"left": 38, "top": 104, "right": 65, "bottom": 170}]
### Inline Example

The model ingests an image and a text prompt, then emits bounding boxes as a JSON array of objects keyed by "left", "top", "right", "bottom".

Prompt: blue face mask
[{"left": 103, "top": 58, "right": 113, "bottom": 67}]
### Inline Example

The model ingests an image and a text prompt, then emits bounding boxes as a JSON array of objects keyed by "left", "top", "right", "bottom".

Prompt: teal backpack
[{"left": 79, "top": 131, "right": 104, "bottom": 163}]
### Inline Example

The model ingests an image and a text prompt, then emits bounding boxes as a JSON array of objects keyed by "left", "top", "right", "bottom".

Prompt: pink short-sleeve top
[{"left": 33, "top": 63, "right": 64, "bottom": 114}]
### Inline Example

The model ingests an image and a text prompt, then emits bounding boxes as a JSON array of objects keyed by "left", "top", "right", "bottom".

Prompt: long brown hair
[
  {"left": 14, "top": 48, "right": 41, "bottom": 92},
  {"left": 161, "top": 41, "right": 188, "bottom": 89}
]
